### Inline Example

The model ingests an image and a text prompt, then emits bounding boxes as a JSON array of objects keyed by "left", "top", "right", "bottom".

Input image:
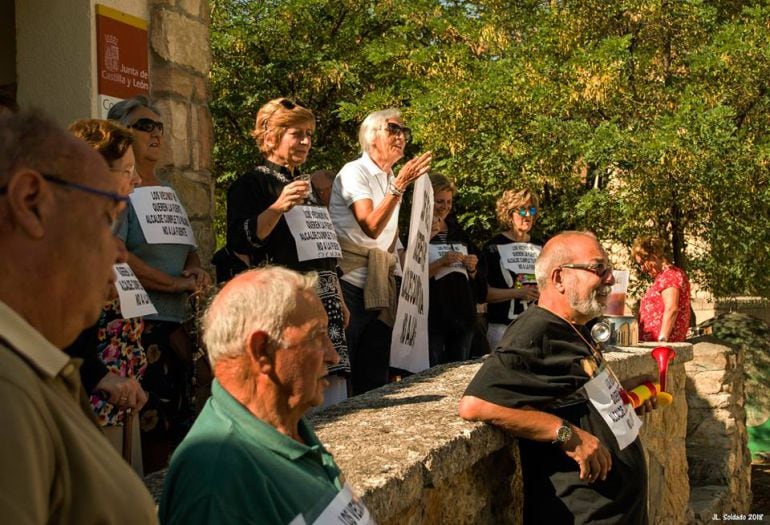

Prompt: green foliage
[
  {"left": 210, "top": 0, "right": 770, "bottom": 296},
  {"left": 700, "top": 312, "right": 770, "bottom": 430}
]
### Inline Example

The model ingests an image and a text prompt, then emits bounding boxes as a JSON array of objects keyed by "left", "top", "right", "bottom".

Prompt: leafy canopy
[{"left": 210, "top": 0, "right": 770, "bottom": 297}]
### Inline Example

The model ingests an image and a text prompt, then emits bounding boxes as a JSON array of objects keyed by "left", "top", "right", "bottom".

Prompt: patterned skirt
[{"left": 316, "top": 270, "right": 350, "bottom": 375}]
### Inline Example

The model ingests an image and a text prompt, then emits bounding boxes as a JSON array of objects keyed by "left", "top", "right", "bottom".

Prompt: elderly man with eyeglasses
[
  {"left": 328, "top": 108, "right": 431, "bottom": 395},
  {"left": 0, "top": 111, "right": 157, "bottom": 523},
  {"left": 460, "top": 231, "right": 657, "bottom": 525}
]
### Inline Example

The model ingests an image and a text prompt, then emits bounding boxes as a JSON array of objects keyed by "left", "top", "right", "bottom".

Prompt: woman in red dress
[{"left": 632, "top": 236, "right": 691, "bottom": 342}]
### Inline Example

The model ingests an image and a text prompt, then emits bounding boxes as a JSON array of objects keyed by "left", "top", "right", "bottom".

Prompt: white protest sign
[
  {"left": 583, "top": 366, "right": 641, "bottom": 450},
  {"left": 129, "top": 186, "right": 197, "bottom": 246},
  {"left": 390, "top": 175, "right": 433, "bottom": 373},
  {"left": 497, "top": 242, "right": 541, "bottom": 282},
  {"left": 113, "top": 263, "right": 157, "bottom": 318},
  {"left": 284, "top": 205, "right": 342, "bottom": 261},
  {"left": 311, "top": 484, "right": 373, "bottom": 525},
  {"left": 428, "top": 243, "right": 468, "bottom": 280}
]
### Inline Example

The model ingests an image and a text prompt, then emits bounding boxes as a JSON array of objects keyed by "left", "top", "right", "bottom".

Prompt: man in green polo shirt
[{"left": 160, "top": 266, "right": 372, "bottom": 525}]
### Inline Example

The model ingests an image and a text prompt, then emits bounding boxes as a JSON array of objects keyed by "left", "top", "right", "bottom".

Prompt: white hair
[
  {"left": 358, "top": 108, "right": 402, "bottom": 153},
  {"left": 202, "top": 266, "right": 318, "bottom": 367}
]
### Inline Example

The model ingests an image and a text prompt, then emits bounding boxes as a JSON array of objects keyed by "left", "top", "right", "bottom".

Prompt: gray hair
[
  {"left": 106, "top": 95, "right": 160, "bottom": 125},
  {"left": 202, "top": 266, "right": 319, "bottom": 367},
  {"left": 358, "top": 108, "right": 401, "bottom": 153},
  {"left": 0, "top": 110, "right": 79, "bottom": 188},
  {"left": 534, "top": 231, "right": 598, "bottom": 289}
]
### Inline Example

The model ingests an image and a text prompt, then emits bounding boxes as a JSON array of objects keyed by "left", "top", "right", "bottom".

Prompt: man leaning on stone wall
[{"left": 460, "top": 231, "right": 659, "bottom": 524}]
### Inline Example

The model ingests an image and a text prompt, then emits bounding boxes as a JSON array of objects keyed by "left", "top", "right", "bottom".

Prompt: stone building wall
[
  {"left": 148, "top": 0, "right": 215, "bottom": 268},
  {"left": 685, "top": 336, "right": 752, "bottom": 523}
]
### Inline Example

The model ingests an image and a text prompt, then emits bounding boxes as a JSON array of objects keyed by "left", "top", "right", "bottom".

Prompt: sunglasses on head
[
  {"left": 383, "top": 122, "right": 412, "bottom": 142},
  {"left": 262, "top": 98, "right": 308, "bottom": 129},
  {"left": 515, "top": 206, "right": 537, "bottom": 217},
  {"left": 129, "top": 118, "right": 164, "bottom": 135}
]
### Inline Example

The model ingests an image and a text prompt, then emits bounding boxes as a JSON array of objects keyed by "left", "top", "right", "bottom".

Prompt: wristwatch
[{"left": 552, "top": 419, "right": 573, "bottom": 446}]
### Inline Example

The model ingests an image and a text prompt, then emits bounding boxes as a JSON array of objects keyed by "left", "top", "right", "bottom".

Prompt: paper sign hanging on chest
[
  {"left": 497, "top": 243, "right": 541, "bottom": 275},
  {"left": 129, "top": 186, "right": 197, "bottom": 246},
  {"left": 284, "top": 205, "right": 342, "bottom": 261},
  {"left": 113, "top": 263, "right": 157, "bottom": 318}
]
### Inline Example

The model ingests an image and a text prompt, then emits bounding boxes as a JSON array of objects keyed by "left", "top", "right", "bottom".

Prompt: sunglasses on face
[
  {"left": 129, "top": 118, "right": 164, "bottom": 135},
  {"left": 383, "top": 122, "right": 412, "bottom": 142},
  {"left": 559, "top": 262, "right": 613, "bottom": 280},
  {"left": 515, "top": 206, "right": 537, "bottom": 217}
]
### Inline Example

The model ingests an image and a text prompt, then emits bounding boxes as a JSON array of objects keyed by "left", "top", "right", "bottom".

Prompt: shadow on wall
[
  {"left": 685, "top": 329, "right": 753, "bottom": 523},
  {"left": 699, "top": 313, "right": 770, "bottom": 451}
]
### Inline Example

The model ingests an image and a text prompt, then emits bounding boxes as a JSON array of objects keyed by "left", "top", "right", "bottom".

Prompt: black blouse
[
  {"left": 428, "top": 217, "right": 487, "bottom": 331},
  {"left": 226, "top": 161, "right": 335, "bottom": 273}
]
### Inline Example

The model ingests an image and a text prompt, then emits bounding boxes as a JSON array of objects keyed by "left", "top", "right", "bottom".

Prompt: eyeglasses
[
  {"left": 109, "top": 166, "right": 136, "bottom": 179},
  {"left": 382, "top": 122, "right": 412, "bottom": 142},
  {"left": 129, "top": 118, "right": 164, "bottom": 135},
  {"left": 43, "top": 174, "right": 128, "bottom": 234},
  {"left": 559, "top": 262, "right": 613, "bottom": 279},
  {"left": 515, "top": 206, "right": 537, "bottom": 217}
]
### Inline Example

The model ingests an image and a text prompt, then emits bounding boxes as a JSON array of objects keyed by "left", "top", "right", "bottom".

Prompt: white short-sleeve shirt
[{"left": 329, "top": 152, "right": 400, "bottom": 288}]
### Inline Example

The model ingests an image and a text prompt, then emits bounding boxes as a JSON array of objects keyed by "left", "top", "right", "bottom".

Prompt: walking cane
[{"left": 122, "top": 408, "right": 133, "bottom": 465}]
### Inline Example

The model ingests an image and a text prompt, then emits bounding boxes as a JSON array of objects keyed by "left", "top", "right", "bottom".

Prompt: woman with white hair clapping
[{"left": 328, "top": 108, "right": 431, "bottom": 395}]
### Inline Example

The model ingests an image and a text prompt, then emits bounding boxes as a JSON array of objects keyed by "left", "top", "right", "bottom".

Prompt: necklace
[{"left": 549, "top": 310, "right": 605, "bottom": 366}]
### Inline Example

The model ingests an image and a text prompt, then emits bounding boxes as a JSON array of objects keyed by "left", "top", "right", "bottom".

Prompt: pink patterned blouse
[{"left": 638, "top": 266, "right": 691, "bottom": 342}]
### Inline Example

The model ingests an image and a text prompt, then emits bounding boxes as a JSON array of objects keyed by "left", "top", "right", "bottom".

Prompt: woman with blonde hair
[
  {"left": 427, "top": 173, "right": 486, "bottom": 365},
  {"left": 226, "top": 97, "right": 350, "bottom": 406},
  {"left": 483, "top": 188, "right": 543, "bottom": 349},
  {"left": 632, "top": 235, "right": 691, "bottom": 342}
]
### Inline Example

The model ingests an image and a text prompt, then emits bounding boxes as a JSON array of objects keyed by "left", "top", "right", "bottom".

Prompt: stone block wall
[
  {"left": 148, "top": 0, "right": 215, "bottom": 269},
  {"left": 145, "top": 342, "right": 752, "bottom": 525},
  {"left": 309, "top": 345, "right": 694, "bottom": 524},
  {"left": 692, "top": 295, "right": 770, "bottom": 327},
  {"left": 685, "top": 336, "right": 752, "bottom": 523}
]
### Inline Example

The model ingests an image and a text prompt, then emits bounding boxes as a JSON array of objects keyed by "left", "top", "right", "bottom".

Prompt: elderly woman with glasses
[
  {"left": 329, "top": 108, "right": 431, "bottom": 395},
  {"left": 107, "top": 95, "right": 211, "bottom": 473},
  {"left": 483, "top": 188, "right": 543, "bottom": 350},
  {"left": 632, "top": 236, "right": 691, "bottom": 343},
  {"left": 427, "top": 173, "right": 487, "bottom": 366},
  {"left": 65, "top": 119, "right": 147, "bottom": 473},
  {"left": 226, "top": 97, "right": 351, "bottom": 407}
]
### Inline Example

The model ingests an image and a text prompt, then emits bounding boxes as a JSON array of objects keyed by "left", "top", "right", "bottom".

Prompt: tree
[{"left": 210, "top": 0, "right": 770, "bottom": 297}]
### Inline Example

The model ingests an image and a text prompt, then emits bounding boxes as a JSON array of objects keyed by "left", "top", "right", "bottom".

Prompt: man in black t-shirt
[{"left": 459, "top": 231, "right": 656, "bottom": 524}]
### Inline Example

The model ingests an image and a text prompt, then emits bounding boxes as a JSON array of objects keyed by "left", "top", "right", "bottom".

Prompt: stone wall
[
  {"left": 685, "top": 336, "right": 752, "bottom": 523},
  {"left": 148, "top": 0, "right": 215, "bottom": 269},
  {"left": 145, "top": 341, "right": 753, "bottom": 524},
  {"left": 692, "top": 295, "right": 770, "bottom": 327},
  {"left": 309, "top": 344, "right": 694, "bottom": 524}
]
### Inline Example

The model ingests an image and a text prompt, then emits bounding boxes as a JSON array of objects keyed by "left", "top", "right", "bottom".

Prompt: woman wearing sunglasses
[
  {"left": 225, "top": 97, "right": 351, "bottom": 407},
  {"left": 108, "top": 96, "right": 211, "bottom": 473},
  {"left": 483, "top": 188, "right": 543, "bottom": 350},
  {"left": 632, "top": 235, "right": 691, "bottom": 342},
  {"left": 328, "top": 108, "right": 432, "bottom": 395}
]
